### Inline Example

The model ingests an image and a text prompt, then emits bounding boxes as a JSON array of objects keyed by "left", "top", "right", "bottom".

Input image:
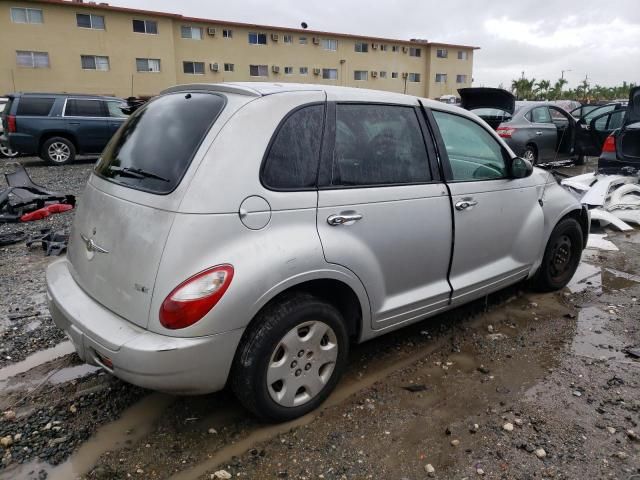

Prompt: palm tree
[
  {"left": 549, "top": 78, "right": 568, "bottom": 100},
  {"left": 534, "top": 80, "right": 551, "bottom": 100},
  {"left": 511, "top": 77, "right": 536, "bottom": 100}
]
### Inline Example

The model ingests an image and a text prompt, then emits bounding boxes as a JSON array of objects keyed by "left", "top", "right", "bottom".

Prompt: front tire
[
  {"left": 41, "top": 137, "right": 76, "bottom": 165},
  {"left": 533, "top": 218, "right": 583, "bottom": 292},
  {"left": 231, "top": 293, "right": 349, "bottom": 422}
]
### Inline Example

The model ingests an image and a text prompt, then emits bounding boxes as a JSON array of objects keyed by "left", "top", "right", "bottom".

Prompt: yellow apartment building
[{"left": 0, "top": 0, "right": 479, "bottom": 99}]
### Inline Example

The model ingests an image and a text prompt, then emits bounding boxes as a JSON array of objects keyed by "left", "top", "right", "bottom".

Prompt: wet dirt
[{"left": 2, "top": 157, "right": 640, "bottom": 480}]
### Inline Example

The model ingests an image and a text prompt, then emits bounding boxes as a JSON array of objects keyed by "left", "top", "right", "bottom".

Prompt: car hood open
[
  {"left": 624, "top": 86, "right": 640, "bottom": 127},
  {"left": 458, "top": 88, "right": 516, "bottom": 115}
]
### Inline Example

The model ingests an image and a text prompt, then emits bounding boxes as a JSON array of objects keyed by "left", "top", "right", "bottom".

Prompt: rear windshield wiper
[{"left": 106, "top": 165, "right": 170, "bottom": 182}]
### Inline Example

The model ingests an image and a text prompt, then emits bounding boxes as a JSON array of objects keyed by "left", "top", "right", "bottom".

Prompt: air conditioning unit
[
  {"left": 313, "top": 67, "right": 321, "bottom": 75},
  {"left": 271, "top": 33, "right": 279, "bottom": 41},
  {"left": 371, "top": 43, "right": 378, "bottom": 50},
  {"left": 207, "top": 27, "right": 216, "bottom": 36},
  {"left": 371, "top": 71, "right": 377, "bottom": 77},
  {"left": 272, "top": 65, "right": 280, "bottom": 73},
  {"left": 401, "top": 72, "right": 408, "bottom": 78},
  {"left": 209, "top": 63, "right": 219, "bottom": 72},
  {"left": 312, "top": 37, "right": 320, "bottom": 45},
  {"left": 402, "top": 46, "right": 408, "bottom": 53}
]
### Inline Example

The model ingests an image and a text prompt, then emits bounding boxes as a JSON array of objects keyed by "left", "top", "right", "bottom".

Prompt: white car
[{"left": 0, "top": 97, "right": 18, "bottom": 158}]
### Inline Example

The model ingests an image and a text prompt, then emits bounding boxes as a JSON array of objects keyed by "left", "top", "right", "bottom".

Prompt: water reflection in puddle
[
  {"left": 0, "top": 342, "right": 75, "bottom": 384},
  {"left": 567, "top": 263, "right": 640, "bottom": 294},
  {"left": 572, "top": 306, "right": 628, "bottom": 361}
]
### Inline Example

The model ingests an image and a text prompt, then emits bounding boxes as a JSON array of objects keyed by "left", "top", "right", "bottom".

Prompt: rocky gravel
[{"left": 0, "top": 157, "right": 94, "bottom": 367}]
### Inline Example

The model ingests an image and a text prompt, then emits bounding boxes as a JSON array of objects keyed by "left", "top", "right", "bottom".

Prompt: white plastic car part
[{"left": 590, "top": 208, "right": 634, "bottom": 231}]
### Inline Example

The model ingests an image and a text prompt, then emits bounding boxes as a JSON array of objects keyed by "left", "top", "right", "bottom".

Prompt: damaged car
[
  {"left": 47, "top": 83, "right": 588, "bottom": 422},
  {"left": 459, "top": 87, "right": 621, "bottom": 166}
]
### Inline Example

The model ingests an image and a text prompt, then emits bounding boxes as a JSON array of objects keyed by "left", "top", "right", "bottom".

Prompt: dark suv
[{"left": 1, "top": 93, "right": 127, "bottom": 165}]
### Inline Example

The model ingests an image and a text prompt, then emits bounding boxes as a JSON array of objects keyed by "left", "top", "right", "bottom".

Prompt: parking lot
[{"left": 0, "top": 156, "right": 638, "bottom": 479}]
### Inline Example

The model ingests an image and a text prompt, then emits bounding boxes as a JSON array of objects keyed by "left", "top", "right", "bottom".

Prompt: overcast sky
[{"left": 120, "top": 0, "right": 639, "bottom": 88}]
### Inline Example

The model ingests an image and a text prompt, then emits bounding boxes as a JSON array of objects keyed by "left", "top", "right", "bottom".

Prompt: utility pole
[{"left": 561, "top": 69, "right": 571, "bottom": 80}]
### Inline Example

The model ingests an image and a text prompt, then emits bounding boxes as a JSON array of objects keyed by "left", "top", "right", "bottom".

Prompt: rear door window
[
  {"left": 261, "top": 104, "right": 324, "bottom": 189},
  {"left": 530, "top": 107, "right": 552, "bottom": 123},
  {"left": 95, "top": 92, "right": 226, "bottom": 194},
  {"left": 16, "top": 97, "right": 55, "bottom": 116},
  {"left": 329, "top": 104, "right": 431, "bottom": 186},
  {"left": 65, "top": 99, "right": 106, "bottom": 117}
]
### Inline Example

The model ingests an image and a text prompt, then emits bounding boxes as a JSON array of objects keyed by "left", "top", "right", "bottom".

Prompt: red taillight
[
  {"left": 602, "top": 135, "right": 616, "bottom": 154},
  {"left": 497, "top": 126, "right": 516, "bottom": 138},
  {"left": 159, "top": 265, "right": 234, "bottom": 330},
  {"left": 7, "top": 115, "right": 16, "bottom": 133}
]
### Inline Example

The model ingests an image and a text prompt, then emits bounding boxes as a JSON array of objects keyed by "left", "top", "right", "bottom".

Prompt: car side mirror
[{"left": 510, "top": 156, "right": 533, "bottom": 178}]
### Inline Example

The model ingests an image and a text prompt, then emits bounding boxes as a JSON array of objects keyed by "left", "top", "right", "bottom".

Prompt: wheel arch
[{"left": 38, "top": 131, "right": 79, "bottom": 153}]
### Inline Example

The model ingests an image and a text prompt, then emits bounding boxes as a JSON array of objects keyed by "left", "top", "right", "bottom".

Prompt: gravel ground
[
  {"left": 0, "top": 157, "right": 639, "bottom": 480},
  {"left": 0, "top": 157, "right": 94, "bottom": 367}
]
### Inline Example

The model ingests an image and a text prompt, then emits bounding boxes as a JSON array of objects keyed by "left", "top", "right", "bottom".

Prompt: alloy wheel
[
  {"left": 267, "top": 320, "right": 338, "bottom": 407},
  {"left": 48, "top": 142, "right": 71, "bottom": 163},
  {"left": 0, "top": 143, "right": 17, "bottom": 158},
  {"left": 523, "top": 148, "right": 536, "bottom": 163}
]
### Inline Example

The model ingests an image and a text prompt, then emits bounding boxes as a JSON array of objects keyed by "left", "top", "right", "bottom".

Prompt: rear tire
[
  {"left": 41, "top": 137, "right": 75, "bottom": 165},
  {"left": 231, "top": 292, "right": 349, "bottom": 422},
  {"left": 532, "top": 218, "right": 583, "bottom": 292},
  {"left": 523, "top": 145, "right": 538, "bottom": 165},
  {"left": 0, "top": 142, "right": 18, "bottom": 158}
]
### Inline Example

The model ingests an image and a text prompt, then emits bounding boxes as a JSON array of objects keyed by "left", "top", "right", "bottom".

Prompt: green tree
[
  {"left": 534, "top": 80, "right": 551, "bottom": 100},
  {"left": 511, "top": 77, "right": 536, "bottom": 100}
]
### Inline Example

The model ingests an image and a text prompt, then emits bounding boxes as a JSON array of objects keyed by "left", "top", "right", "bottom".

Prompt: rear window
[
  {"left": 65, "top": 99, "right": 106, "bottom": 117},
  {"left": 95, "top": 92, "right": 225, "bottom": 194},
  {"left": 16, "top": 97, "right": 55, "bottom": 116}
]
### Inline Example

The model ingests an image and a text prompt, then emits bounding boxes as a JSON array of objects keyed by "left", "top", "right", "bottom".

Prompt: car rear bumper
[
  {"left": 46, "top": 258, "right": 244, "bottom": 394},
  {"left": 7, "top": 133, "right": 37, "bottom": 155}
]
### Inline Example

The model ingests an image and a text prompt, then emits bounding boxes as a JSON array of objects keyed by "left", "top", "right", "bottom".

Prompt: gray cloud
[{"left": 119, "top": 0, "right": 639, "bottom": 88}]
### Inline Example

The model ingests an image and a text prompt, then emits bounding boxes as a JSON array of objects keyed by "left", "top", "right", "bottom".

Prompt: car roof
[{"left": 162, "top": 82, "right": 460, "bottom": 111}]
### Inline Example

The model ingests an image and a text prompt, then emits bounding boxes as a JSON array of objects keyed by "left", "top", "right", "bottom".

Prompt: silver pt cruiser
[{"left": 47, "top": 83, "right": 588, "bottom": 421}]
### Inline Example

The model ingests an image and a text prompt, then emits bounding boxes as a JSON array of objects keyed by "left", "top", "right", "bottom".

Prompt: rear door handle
[
  {"left": 535, "top": 131, "right": 543, "bottom": 136},
  {"left": 455, "top": 199, "right": 478, "bottom": 211},
  {"left": 327, "top": 212, "right": 363, "bottom": 226}
]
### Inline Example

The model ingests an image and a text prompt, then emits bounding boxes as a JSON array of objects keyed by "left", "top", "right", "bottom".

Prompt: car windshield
[{"left": 94, "top": 92, "right": 226, "bottom": 194}]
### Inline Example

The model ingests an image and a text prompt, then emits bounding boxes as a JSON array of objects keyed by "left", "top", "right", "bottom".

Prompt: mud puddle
[
  {"left": 567, "top": 262, "right": 640, "bottom": 293},
  {"left": 0, "top": 341, "right": 74, "bottom": 385},
  {"left": 571, "top": 306, "right": 634, "bottom": 362}
]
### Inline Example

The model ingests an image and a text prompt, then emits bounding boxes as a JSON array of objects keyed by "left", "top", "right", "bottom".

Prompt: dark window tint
[
  {"left": 65, "top": 99, "right": 105, "bottom": 117},
  {"left": 76, "top": 13, "right": 91, "bottom": 28},
  {"left": 432, "top": 110, "right": 506, "bottom": 181},
  {"left": 262, "top": 105, "right": 324, "bottom": 189},
  {"left": 95, "top": 92, "right": 225, "bottom": 194},
  {"left": 16, "top": 97, "right": 55, "bottom": 116},
  {"left": 330, "top": 104, "right": 430, "bottom": 186},
  {"left": 132, "top": 19, "right": 145, "bottom": 32}
]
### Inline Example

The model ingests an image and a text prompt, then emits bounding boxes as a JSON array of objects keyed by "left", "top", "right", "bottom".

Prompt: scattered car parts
[{"left": 26, "top": 228, "right": 69, "bottom": 256}]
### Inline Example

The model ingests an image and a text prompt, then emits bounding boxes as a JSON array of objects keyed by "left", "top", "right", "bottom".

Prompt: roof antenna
[{"left": 301, "top": 22, "right": 308, "bottom": 29}]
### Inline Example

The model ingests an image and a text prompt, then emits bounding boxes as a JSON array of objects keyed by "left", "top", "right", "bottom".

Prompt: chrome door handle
[
  {"left": 327, "top": 212, "right": 363, "bottom": 226},
  {"left": 455, "top": 199, "right": 478, "bottom": 211},
  {"left": 535, "top": 131, "right": 543, "bottom": 135}
]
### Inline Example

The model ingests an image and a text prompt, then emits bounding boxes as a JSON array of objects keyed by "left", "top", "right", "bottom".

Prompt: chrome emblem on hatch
[{"left": 80, "top": 233, "right": 109, "bottom": 254}]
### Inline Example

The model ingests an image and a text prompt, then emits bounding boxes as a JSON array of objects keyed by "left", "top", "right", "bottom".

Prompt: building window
[
  {"left": 456, "top": 74, "right": 468, "bottom": 83},
  {"left": 136, "top": 58, "right": 161, "bottom": 72},
  {"left": 436, "top": 48, "right": 448, "bottom": 58},
  {"left": 391, "top": 45, "right": 399, "bottom": 52},
  {"left": 379, "top": 71, "right": 387, "bottom": 78},
  {"left": 132, "top": 19, "right": 157, "bottom": 34},
  {"left": 435, "top": 73, "right": 447, "bottom": 83},
  {"left": 354, "top": 70, "right": 368, "bottom": 81},
  {"left": 299, "top": 67, "right": 308, "bottom": 75},
  {"left": 299, "top": 37, "right": 308, "bottom": 45},
  {"left": 248, "top": 32, "right": 267, "bottom": 45},
  {"left": 76, "top": 13, "right": 104, "bottom": 30},
  {"left": 408, "top": 73, "right": 421, "bottom": 82},
  {"left": 249, "top": 64, "right": 268, "bottom": 77},
  {"left": 321, "top": 39, "right": 338, "bottom": 51},
  {"left": 380, "top": 44, "right": 388, "bottom": 52},
  {"left": 283, "top": 34, "right": 293, "bottom": 44},
  {"left": 224, "top": 63, "right": 234, "bottom": 72},
  {"left": 409, "top": 47, "right": 421, "bottom": 57},
  {"left": 81, "top": 55, "right": 109, "bottom": 71},
  {"left": 354, "top": 41, "right": 368, "bottom": 53},
  {"left": 284, "top": 66, "right": 294, "bottom": 75},
  {"left": 181, "top": 26, "right": 202, "bottom": 40},
  {"left": 458, "top": 50, "right": 469, "bottom": 60},
  {"left": 322, "top": 68, "right": 338, "bottom": 80},
  {"left": 223, "top": 29, "right": 232, "bottom": 38},
  {"left": 10, "top": 7, "right": 43, "bottom": 24},
  {"left": 391, "top": 72, "right": 398, "bottom": 79},
  {"left": 16, "top": 50, "right": 49, "bottom": 68},
  {"left": 183, "top": 61, "right": 205, "bottom": 74}
]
